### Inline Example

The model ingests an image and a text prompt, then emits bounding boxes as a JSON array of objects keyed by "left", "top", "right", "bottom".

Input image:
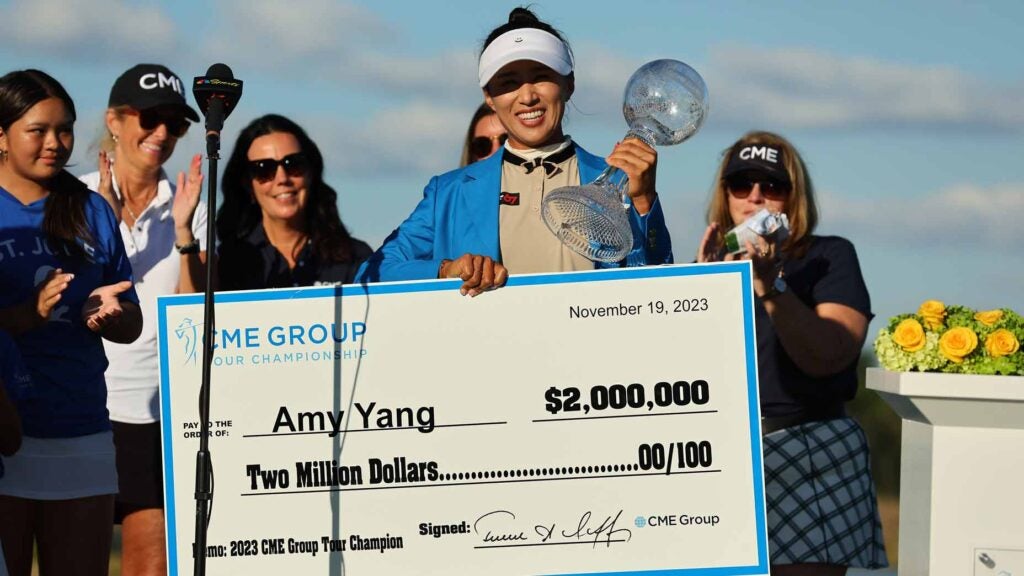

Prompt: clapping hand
[
  {"left": 696, "top": 223, "right": 739, "bottom": 263},
  {"left": 172, "top": 153, "right": 204, "bottom": 233},
  {"left": 33, "top": 268, "right": 74, "bottom": 324},
  {"left": 95, "top": 151, "right": 121, "bottom": 223},
  {"left": 82, "top": 281, "right": 133, "bottom": 332}
]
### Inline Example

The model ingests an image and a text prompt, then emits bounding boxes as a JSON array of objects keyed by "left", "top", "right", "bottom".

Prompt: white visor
[{"left": 478, "top": 28, "right": 573, "bottom": 88}]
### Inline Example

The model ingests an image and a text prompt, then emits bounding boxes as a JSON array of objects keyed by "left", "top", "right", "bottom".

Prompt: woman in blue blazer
[{"left": 359, "top": 7, "right": 672, "bottom": 295}]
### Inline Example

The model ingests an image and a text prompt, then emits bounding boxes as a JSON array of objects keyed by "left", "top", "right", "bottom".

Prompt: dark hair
[
  {"left": 460, "top": 103, "right": 496, "bottom": 167},
  {"left": 482, "top": 7, "right": 572, "bottom": 56},
  {"left": 218, "top": 114, "right": 360, "bottom": 263},
  {"left": 0, "top": 69, "right": 91, "bottom": 262}
]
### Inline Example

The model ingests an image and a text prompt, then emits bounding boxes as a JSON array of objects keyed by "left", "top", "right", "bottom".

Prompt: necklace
[
  {"left": 122, "top": 193, "right": 153, "bottom": 227},
  {"left": 124, "top": 204, "right": 140, "bottom": 223}
]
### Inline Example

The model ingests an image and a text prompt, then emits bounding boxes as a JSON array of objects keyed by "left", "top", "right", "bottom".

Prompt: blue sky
[{"left": 2, "top": 0, "right": 1022, "bottom": 343}]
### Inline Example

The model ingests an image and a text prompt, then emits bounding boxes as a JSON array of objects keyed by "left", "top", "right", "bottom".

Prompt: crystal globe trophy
[{"left": 542, "top": 59, "right": 709, "bottom": 262}]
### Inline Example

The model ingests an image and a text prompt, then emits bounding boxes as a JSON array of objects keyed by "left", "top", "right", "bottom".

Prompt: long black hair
[
  {"left": 218, "top": 114, "right": 360, "bottom": 263},
  {"left": 0, "top": 69, "right": 91, "bottom": 262}
]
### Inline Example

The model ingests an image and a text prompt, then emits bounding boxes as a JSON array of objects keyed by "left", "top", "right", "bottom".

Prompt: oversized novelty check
[{"left": 158, "top": 263, "right": 769, "bottom": 576}]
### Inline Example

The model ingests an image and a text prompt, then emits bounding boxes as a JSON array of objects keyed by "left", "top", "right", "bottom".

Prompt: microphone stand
[{"left": 193, "top": 123, "right": 222, "bottom": 576}]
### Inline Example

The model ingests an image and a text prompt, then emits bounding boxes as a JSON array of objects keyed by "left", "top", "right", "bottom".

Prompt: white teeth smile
[
  {"left": 274, "top": 192, "right": 296, "bottom": 199},
  {"left": 141, "top": 143, "right": 162, "bottom": 152},
  {"left": 518, "top": 110, "right": 543, "bottom": 120}
]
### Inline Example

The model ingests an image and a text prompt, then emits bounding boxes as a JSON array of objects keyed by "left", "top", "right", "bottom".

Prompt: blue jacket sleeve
[
  {"left": 597, "top": 195, "right": 673, "bottom": 268},
  {"left": 357, "top": 176, "right": 446, "bottom": 283}
]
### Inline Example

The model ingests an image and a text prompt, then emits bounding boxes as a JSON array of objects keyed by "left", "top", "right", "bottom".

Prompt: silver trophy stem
[{"left": 591, "top": 164, "right": 630, "bottom": 209}]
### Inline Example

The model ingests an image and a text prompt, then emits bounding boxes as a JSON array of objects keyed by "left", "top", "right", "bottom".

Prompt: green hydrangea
[
  {"left": 969, "top": 354, "right": 1021, "bottom": 376},
  {"left": 945, "top": 305, "right": 976, "bottom": 330},
  {"left": 874, "top": 329, "right": 945, "bottom": 372}
]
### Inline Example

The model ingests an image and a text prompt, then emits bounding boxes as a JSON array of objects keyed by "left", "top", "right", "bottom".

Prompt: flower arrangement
[{"left": 874, "top": 300, "right": 1024, "bottom": 375}]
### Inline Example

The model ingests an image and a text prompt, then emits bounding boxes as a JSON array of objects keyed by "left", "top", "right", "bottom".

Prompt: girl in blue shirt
[{"left": 0, "top": 69, "right": 142, "bottom": 576}]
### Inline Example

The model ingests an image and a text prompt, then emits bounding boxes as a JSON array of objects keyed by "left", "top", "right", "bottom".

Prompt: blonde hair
[
  {"left": 93, "top": 106, "right": 132, "bottom": 155},
  {"left": 706, "top": 130, "right": 818, "bottom": 254}
]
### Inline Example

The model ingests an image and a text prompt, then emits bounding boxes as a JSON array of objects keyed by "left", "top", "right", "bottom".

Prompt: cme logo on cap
[
  {"left": 139, "top": 72, "right": 183, "bottom": 96},
  {"left": 739, "top": 146, "right": 779, "bottom": 164}
]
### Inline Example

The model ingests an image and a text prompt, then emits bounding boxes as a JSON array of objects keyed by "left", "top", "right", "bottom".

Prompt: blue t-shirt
[
  {"left": 1, "top": 329, "right": 31, "bottom": 477},
  {"left": 0, "top": 177, "right": 138, "bottom": 438}
]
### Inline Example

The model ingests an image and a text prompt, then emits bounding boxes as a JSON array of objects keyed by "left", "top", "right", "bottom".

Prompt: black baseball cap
[
  {"left": 108, "top": 64, "right": 200, "bottom": 122},
  {"left": 722, "top": 143, "right": 790, "bottom": 185}
]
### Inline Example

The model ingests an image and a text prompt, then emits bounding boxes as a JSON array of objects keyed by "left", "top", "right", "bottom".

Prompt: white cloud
[
  {"left": 820, "top": 182, "right": 1024, "bottom": 248},
  {"left": 301, "top": 102, "right": 468, "bottom": 177},
  {"left": 203, "top": 1, "right": 483, "bottom": 101},
  {"left": 207, "top": 0, "right": 394, "bottom": 74},
  {"left": 344, "top": 50, "right": 478, "bottom": 99},
  {"left": 706, "top": 45, "right": 1024, "bottom": 130},
  {"left": 568, "top": 44, "right": 642, "bottom": 116},
  {"left": 1, "top": 0, "right": 177, "bottom": 60}
]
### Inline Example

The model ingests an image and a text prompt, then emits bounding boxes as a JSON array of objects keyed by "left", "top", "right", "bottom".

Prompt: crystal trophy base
[{"left": 542, "top": 183, "right": 632, "bottom": 263}]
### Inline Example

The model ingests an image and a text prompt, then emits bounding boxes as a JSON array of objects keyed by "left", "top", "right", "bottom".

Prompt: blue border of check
[{"left": 158, "top": 262, "right": 768, "bottom": 575}]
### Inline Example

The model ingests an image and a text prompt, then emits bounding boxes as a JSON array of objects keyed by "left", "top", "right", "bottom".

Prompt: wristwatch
[
  {"left": 175, "top": 240, "right": 200, "bottom": 255},
  {"left": 761, "top": 275, "right": 788, "bottom": 301}
]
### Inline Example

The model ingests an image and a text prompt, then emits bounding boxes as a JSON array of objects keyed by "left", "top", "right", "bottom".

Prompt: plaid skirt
[{"left": 763, "top": 417, "right": 889, "bottom": 568}]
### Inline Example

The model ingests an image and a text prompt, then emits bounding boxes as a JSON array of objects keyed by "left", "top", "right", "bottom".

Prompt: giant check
[{"left": 158, "top": 263, "right": 769, "bottom": 575}]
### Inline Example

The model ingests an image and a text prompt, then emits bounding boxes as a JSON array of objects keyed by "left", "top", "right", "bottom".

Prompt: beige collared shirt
[{"left": 499, "top": 140, "right": 592, "bottom": 274}]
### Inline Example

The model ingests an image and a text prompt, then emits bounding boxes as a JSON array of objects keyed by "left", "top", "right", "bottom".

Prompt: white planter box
[{"left": 867, "top": 368, "right": 1024, "bottom": 576}]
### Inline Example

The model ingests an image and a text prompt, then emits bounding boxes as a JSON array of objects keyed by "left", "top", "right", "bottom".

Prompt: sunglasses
[
  {"left": 725, "top": 177, "right": 791, "bottom": 201},
  {"left": 470, "top": 133, "right": 508, "bottom": 161},
  {"left": 126, "top": 108, "right": 191, "bottom": 138},
  {"left": 247, "top": 153, "right": 309, "bottom": 183}
]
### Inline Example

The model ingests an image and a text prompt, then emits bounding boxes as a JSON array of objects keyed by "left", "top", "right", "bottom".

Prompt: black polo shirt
[
  {"left": 756, "top": 235, "right": 873, "bottom": 418},
  {"left": 218, "top": 225, "right": 373, "bottom": 290}
]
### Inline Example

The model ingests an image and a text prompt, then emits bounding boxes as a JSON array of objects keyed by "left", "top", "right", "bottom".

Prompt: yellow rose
[
  {"left": 985, "top": 329, "right": 1020, "bottom": 358},
  {"left": 939, "top": 327, "right": 978, "bottom": 363},
  {"left": 918, "top": 300, "right": 946, "bottom": 330},
  {"left": 975, "top": 309, "right": 1004, "bottom": 326},
  {"left": 892, "top": 319, "right": 926, "bottom": 352}
]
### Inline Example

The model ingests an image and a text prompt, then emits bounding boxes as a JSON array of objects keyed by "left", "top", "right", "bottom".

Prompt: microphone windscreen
[{"left": 205, "top": 63, "right": 233, "bottom": 79}]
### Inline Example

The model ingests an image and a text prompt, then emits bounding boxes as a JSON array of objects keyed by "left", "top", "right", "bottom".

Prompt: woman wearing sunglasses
[
  {"left": 217, "top": 114, "right": 371, "bottom": 290},
  {"left": 459, "top": 103, "right": 508, "bottom": 166},
  {"left": 360, "top": 7, "right": 671, "bottom": 294},
  {"left": 697, "top": 131, "right": 887, "bottom": 575},
  {"left": 77, "top": 63, "right": 206, "bottom": 576}
]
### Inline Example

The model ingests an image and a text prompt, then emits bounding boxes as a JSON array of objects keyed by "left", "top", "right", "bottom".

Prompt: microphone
[
  {"left": 190, "top": 63, "right": 244, "bottom": 576},
  {"left": 192, "top": 63, "right": 243, "bottom": 137}
]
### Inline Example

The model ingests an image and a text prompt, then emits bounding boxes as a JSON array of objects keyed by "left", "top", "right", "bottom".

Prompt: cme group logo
[
  {"left": 175, "top": 318, "right": 199, "bottom": 365},
  {"left": 634, "top": 513, "right": 720, "bottom": 529}
]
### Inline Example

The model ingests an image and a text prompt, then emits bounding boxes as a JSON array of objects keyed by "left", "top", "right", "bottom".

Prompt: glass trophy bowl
[{"left": 542, "top": 59, "right": 708, "bottom": 262}]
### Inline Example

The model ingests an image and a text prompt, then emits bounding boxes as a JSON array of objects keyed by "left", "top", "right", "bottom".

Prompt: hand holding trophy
[{"left": 542, "top": 59, "right": 709, "bottom": 262}]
